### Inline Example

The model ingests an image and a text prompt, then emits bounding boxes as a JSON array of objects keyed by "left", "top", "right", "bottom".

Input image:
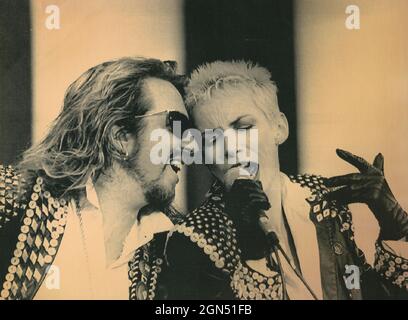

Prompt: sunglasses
[{"left": 134, "top": 110, "right": 192, "bottom": 138}]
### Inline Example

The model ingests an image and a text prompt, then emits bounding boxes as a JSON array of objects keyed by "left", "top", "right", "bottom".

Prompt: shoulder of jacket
[
  {"left": 288, "top": 173, "right": 329, "bottom": 193},
  {"left": 0, "top": 164, "right": 28, "bottom": 230},
  {"left": 174, "top": 198, "right": 240, "bottom": 275}
]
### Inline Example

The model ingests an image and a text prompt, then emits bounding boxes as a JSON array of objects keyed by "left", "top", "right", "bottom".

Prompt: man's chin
[{"left": 144, "top": 186, "right": 175, "bottom": 210}]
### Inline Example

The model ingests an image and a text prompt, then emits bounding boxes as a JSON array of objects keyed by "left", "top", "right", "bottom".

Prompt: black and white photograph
[{"left": 0, "top": 0, "right": 407, "bottom": 304}]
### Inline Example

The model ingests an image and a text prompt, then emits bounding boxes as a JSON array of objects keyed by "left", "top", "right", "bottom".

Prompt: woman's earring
[{"left": 122, "top": 151, "right": 129, "bottom": 161}]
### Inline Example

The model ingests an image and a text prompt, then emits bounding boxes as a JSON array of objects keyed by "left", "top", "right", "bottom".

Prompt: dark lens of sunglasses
[{"left": 167, "top": 112, "right": 192, "bottom": 138}]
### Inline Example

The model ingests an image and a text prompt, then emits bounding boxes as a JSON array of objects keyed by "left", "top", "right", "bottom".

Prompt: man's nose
[{"left": 173, "top": 133, "right": 198, "bottom": 165}]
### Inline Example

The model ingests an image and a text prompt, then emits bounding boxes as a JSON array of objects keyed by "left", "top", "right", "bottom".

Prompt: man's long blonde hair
[{"left": 18, "top": 57, "right": 184, "bottom": 198}]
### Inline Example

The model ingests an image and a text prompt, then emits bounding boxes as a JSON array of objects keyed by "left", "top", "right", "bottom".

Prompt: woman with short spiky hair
[{"left": 165, "top": 60, "right": 408, "bottom": 300}]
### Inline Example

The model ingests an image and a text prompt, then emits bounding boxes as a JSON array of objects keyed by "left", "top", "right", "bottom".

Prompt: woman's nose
[{"left": 223, "top": 135, "right": 239, "bottom": 164}]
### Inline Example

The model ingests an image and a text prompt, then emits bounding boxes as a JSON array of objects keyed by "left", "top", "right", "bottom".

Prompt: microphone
[
  {"left": 224, "top": 163, "right": 287, "bottom": 298},
  {"left": 224, "top": 162, "right": 275, "bottom": 236},
  {"left": 224, "top": 163, "right": 319, "bottom": 300}
]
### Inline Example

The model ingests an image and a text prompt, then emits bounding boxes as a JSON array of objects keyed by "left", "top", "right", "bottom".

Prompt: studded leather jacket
[
  {"left": 0, "top": 165, "right": 181, "bottom": 300},
  {"left": 164, "top": 174, "right": 408, "bottom": 300}
]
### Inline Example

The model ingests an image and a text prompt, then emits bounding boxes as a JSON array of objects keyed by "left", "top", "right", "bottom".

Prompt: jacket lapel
[{"left": 1, "top": 177, "right": 67, "bottom": 300}]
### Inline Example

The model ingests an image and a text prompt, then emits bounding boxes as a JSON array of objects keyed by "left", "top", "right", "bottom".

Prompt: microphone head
[{"left": 224, "top": 162, "right": 259, "bottom": 191}]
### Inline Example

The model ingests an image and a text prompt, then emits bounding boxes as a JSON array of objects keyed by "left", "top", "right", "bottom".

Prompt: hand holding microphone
[
  {"left": 224, "top": 163, "right": 320, "bottom": 299},
  {"left": 224, "top": 163, "right": 271, "bottom": 260}
]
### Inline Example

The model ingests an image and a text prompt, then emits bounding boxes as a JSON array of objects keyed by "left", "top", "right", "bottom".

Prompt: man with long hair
[{"left": 0, "top": 57, "right": 190, "bottom": 299}]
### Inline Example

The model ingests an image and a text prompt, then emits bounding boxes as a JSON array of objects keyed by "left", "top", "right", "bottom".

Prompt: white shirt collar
[{"left": 280, "top": 172, "right": 324, "bottom": 300}]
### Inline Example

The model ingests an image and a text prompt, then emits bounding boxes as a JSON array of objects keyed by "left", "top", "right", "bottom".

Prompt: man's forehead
[{"left": 143, "top": 77, "right": 187, "bottom": 116}]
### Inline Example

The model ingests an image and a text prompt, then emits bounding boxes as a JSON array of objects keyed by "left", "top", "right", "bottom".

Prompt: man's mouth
[
  {"left": 170, "top": 162, "right": 181, "bottom": 174},
  {"left": 169, "top": 153, "right": 182, "bottom": 174}
]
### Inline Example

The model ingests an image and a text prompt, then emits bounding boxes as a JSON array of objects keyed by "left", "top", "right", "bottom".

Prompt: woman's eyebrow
[{"left": 229, "top": 115, "right": 252, "bottom": 127}]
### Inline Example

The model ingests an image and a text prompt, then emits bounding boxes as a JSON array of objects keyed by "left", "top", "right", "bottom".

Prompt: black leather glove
[
  {"left": 225, "top": 179, "right": 271, "bottom": 260},
  {"left": 326, "top": 149, "right": 408, "bottom": 241}
]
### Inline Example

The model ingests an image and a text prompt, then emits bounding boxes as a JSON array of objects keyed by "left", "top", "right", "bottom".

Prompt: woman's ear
[{"left": 275, "top": 112, "right": 289, "bottom": 145}]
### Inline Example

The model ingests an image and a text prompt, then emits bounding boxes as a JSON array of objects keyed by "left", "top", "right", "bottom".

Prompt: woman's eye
[{"left": 239, "top": 125, "right": 254, "bottom": 130}]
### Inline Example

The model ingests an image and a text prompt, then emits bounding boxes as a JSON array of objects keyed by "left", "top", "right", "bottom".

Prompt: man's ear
[
  {"left": 111, "top": 125, "right": 130, "bottom": 158},
  {"left": 276, "top": 112, "right": 289, "bottom": 145}
]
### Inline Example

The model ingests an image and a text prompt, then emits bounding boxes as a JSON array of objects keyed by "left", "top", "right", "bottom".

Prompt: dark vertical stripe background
[{"left": 0, "top": 0, "right": 32, "bottom": 164}]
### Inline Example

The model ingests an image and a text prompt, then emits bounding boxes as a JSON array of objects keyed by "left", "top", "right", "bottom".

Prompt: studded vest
[
  {"left": 173, "top": 174, "right": 408, "bottom": 299},
  {"left": 0, "top": 165, "right": 181, "bottom": 300}
]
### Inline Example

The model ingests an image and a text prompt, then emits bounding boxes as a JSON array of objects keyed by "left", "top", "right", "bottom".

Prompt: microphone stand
[{"left": 267, "top": 242, "right": 287, "bottom": 300}]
